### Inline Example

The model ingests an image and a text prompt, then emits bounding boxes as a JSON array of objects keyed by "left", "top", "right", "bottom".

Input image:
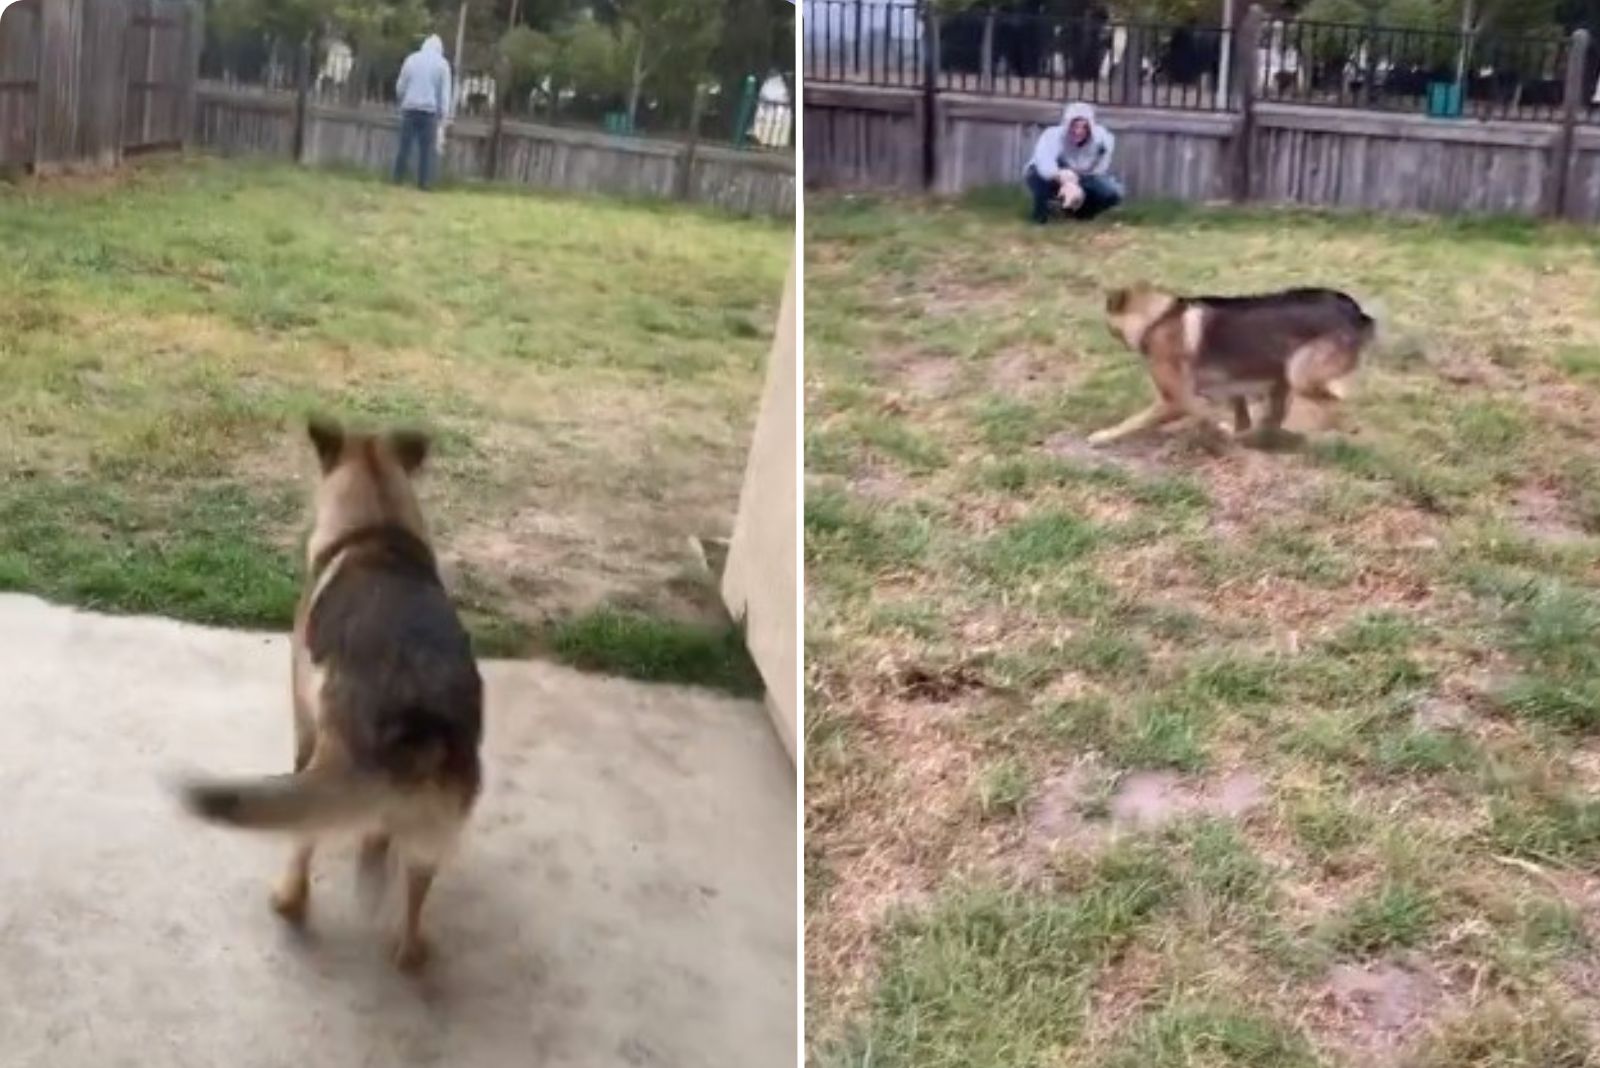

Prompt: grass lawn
[
  {"left": 805, "top": 194, "right": 1600, "bottom": 1066},
  {"left": 0, "top": 158, "right": 790, "bottom": 692}
]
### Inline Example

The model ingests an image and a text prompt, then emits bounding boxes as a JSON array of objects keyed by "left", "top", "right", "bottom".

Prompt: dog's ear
[
  {"left": 1105, "top": 287, "right": 1129, "bottom": 314},
  {"left": 307, "top": 417, "right": 344, "bottom": 472},
  {"left": 388, "top": 429, "right": 431, "bottom": 474}
]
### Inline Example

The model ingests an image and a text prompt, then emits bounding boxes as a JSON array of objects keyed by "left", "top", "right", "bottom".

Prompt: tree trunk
[
  {"left": 1455, "top": 0, "right": 1475, "bottom": 86},
  {"left": 627, "top": 35, "right": 646, "bottom": 128}
]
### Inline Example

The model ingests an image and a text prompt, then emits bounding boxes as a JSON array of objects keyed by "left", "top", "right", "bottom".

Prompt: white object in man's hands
[
  {"left": 1058, "top": 170, "right": 1085, "bottom": 212},
  {"left": 436, "top": 121, "right": 448, "bottom": 154}
]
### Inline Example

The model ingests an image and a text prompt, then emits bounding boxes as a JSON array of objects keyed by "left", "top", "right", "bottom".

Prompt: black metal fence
[
  {"left": 201, "top": 32, "right": 793, "bottom": 150},
  {"left": 1254, "top": 18, "right": 1571, "bottom": 122},
  {"left": 803, "top": 1, "right": 1592, "bottom": 125},
  {"left": 803, "top": 0, "right": 924, "bottom": 87}
]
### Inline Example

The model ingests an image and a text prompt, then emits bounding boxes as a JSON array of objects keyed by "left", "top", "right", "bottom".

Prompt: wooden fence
[
  {"left": 806, "top": 7, "right": 1600, "bottom": 223},
  {"left": 193, "top": 83, "right": 795, "bottom": 217},
  {"left": 0, "top": 0, "right": 199, "bottom": 173}
]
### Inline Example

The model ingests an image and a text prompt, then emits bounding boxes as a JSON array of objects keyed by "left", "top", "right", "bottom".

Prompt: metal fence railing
[
  {"left": 1255, "top": 18, "right": 1570, "bottom": 122},
  {"left": 202, "top": 31, "right": 792, "bottom": 151},
  {"left": 802, "top": 0, "right": 924, "bottom": 88},
  {"left": 804, "top": 2, "right": 1592, "bottom": 125}
]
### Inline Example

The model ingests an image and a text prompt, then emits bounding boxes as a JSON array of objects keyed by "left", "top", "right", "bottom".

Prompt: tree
[
  {"left": 499, "top": 16, "right": 630, "bottom": 116},
  {"left": 330, "top": 0, "right": 433, "bottom": 99},
  {"left": 606, "top": 0, "right": 724, "bottom": 126}
]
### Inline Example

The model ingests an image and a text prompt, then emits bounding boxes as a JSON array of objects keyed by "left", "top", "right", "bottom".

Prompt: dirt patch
[
  {"left": 804, "top": 676, "right": 993, "bottom": 1022},
  {"left": 1313, "top": 958, "right": 1444, "bottom": 1060},
  {"left": 1042, "top": 431, "right": 1162, "bottom": 476},
  {"left": 1109, "top": 769, "right": 1268, "bottom": 830},
  {"left": 1510, "top": 483, "right": 1591, "bottom": 545},
  {"left": 875, "top": 348, "right": 962, "bottom": 399},
  {"left": 915, "top": 270, "right": 1024, "bottom": 321},
  {"left": 1026, "top": 762, "right": 1111, "bottom": 853},
  {"left": 988, "top": 347, "right": 1081, "bottom": 397},
  {"left": 1199, "top": 448, "right": 1328, "bottom": 536},
  {"left": 1428, "top": 351, "right": 1514, "bottom": 389},
  {"left": 850, "top": 464, "right": 910, "bottom": 503},
  {"left": 443, "top": 502, "right": 726, "bottom": 626},
  {"left": 890, "top": 660, "right": 988, "bottom": 704},
  {"left": 1412, "top": 695, "right": 1472, "bottom": 731},
  {"left": 1023, "top": 766, "right": 1268, "bottom": 860}
]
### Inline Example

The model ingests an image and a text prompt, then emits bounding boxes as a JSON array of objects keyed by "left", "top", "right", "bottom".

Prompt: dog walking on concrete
[{"left": 180, "top": 418, "right": 483, "bottom": 971}]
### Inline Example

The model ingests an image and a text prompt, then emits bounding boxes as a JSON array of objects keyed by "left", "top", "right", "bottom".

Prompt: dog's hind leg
[
  {"left": 1231, "top": 398, "right": 1253, "bottom": 434},
  {"left": 1087, "top": 402, "right": 1185, "bottom": 446},
  {"left": 1288, "top": 336, "right": 1361, "bottom": 402},
  {"left": 395, "top": 863, "right": 437, "bottom": 971},
  {"left": 1242, "top": 383, "right": 1300, "bottom": 450},
  {"left": 388, "top": 795, "right": 466, "bottom": 971},
  {"left": 357, "top": 832, "right": 392, "bottom": 909}
]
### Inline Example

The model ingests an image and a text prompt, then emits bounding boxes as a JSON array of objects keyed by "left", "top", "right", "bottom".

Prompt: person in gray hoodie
[
  {"left": 1024, "top": 101, "right": 1124, "bottom": 224},
  {"left": 393, "top": 34, "right": 453, "bottom": 190}
]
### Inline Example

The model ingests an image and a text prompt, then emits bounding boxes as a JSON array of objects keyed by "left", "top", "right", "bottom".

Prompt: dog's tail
[{"left": 178, "top": 770, "right": 390, "bottom": 833}]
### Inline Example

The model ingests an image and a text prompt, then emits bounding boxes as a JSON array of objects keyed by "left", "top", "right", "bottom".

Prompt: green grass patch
[
  {"left": 1327, "top": 881, "right": 1439, "bottom": 956},
  {"left": 825, "top": 844, "right": 1178, "bottom": 1068},
  {"left": 0, "top": 160, "right": 786, "bottom": 695},
  {"left": 806, "top": 193, "right": 1600, "bottom": 1057},
  {"left": 1100, "top": 1003, "right": 1318, "bottom": 1068},
  {"left": 977, "top": 510, "right": 1104, "bottom": 578},
  {"left": 545, "top": 608, "right": 762, "bottom": 694}
]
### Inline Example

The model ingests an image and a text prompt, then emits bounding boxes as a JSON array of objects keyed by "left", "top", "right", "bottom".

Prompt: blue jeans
[
  {"left": 1026, "top": 167, "right": 1125, "bottom": 223},
  {"left": 393, "top": 109, "right": 438, "bottom": 190}
]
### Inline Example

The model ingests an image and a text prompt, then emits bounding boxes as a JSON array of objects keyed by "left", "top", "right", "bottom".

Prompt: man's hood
[
  {"left": 1062, "top": 101, "right": 1097, "bottom": 131},
  {"left": 421, "top": 34, "right": 444, "bottom": 56}
]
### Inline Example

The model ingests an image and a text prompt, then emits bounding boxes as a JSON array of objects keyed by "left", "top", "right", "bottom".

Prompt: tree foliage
[{"left": 207, "top": 0, "right": 788, "bottom": 133}]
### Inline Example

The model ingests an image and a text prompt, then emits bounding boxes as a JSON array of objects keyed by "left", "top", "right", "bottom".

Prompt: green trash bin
[
  {"left": 1426, "top": 81, "right": 1463, "bottom": 118},
  {"left": 604, "top": 111, "right": 635, "bottom": 135}
]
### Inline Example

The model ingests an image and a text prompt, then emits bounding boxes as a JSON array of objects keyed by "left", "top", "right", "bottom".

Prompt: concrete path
[{"left": 0, "top": 594, "right": 795, "bottom": 1068}]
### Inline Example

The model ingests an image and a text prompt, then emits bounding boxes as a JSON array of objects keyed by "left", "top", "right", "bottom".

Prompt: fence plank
[
  {"left": 812, "top": 82, "right": 1572, "bottom": 220},
  {"left": 1232, "top": 4, "right": 1263, "bottom": 200},
  {"left": 1554, "top": 30, "right": 1590, "bottom": 217},
  {"left": 0, "top": 0, "right": 41, "bottom": 169},
  {"left": 33, "top": 0, "right": 81, "bottom": 172},
  {"left": 191, "top": 84, "right": 792, "bottom": 217},
  {"left": 76, "top": 0, "right": 127, "bottom": 167}
]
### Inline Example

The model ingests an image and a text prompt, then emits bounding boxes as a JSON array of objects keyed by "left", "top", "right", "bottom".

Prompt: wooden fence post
[
  {"left": 1553, "top": 29, "right": 1589, "bottom": 220},
  {"left": 980, "top": 8, "right": 994, "bottom": 93},
  {"left": 180, "top": 0, "right": 202, "bottom": 151},
  {"left": 677, "top": 83, "right": 705, "bottom": 202},
  {"left": 922, "top": 0, "right": 940, "bottom": 189},
  {"left": 1112, "top": 23, "right": 1144, "bottom": 105},
  {"left": 1230, "top": 4, "right": 1263, "bottom": 203},
  {"left": 33, "top": 0, "right": 83, "bottom": 175},
  {"left": 291, "top": 38, "right": 308, "bottom": 163},
  {"left": 486, "top": 62, "right": 506, "bottom": 181}
]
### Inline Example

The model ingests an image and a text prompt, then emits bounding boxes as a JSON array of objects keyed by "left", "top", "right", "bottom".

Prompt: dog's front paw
[
  {"left": 270, "top": 886, "right": 309, "bottom": 925},
  {"left": 393, "top": 936, "right": 432, "bottom": 972},
  {"left": 1085, "top": 430, "right": 1115, "bottom": 448}
]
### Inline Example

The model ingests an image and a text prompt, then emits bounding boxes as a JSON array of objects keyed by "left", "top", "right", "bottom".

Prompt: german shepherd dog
[
  {"left": 1090, "top": 284, "right": 1377, "bottom": 447},
  {"left": 181, "top": 419, "right": 483, "bottom": 971}
]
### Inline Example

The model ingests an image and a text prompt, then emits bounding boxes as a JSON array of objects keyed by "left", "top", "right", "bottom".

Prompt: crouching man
[{"left": 1024, "top": 102, "right": 1125, "bottom": 224}]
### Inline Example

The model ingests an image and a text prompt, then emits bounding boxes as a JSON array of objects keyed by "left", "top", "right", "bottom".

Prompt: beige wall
[{"left": 722, "top": 261, "right": 797, "bottom": 762}]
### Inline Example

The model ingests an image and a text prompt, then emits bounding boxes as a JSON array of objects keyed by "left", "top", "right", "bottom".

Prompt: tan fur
[
  {"left": 305, "top": 434, "right": 429, "bottom": 566},
  {"left": 184, "top": 419, "right": 475, "bottom": 971},
  {"left": 1091, "top": 283, "right": 1364, "bottom": 447}
]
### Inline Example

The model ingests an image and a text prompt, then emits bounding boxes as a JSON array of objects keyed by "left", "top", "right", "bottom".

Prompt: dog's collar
[{"left": 309, "top": 523, "right": 435, "bottom": 581}]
